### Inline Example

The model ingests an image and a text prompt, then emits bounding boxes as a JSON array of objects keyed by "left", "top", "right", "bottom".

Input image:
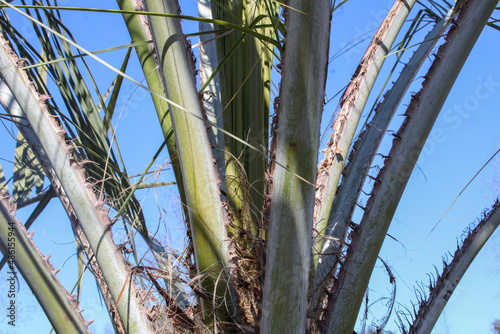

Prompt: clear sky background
[{"left": 0, "top": 1, "right": 499, "bottom": 333}]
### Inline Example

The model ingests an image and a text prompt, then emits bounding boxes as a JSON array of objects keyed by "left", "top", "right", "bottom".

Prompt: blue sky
[{"left": 0, "top": 1, "right": 499, "bottom": 333}]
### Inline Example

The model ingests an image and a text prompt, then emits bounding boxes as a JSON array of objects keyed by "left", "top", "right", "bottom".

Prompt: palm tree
[{"left": 0, "top": 0, "right": 499, "bottom": 333}]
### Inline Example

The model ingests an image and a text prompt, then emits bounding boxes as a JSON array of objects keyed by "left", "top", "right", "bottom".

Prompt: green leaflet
[
  {"left": 0, "top": 161, "right": 9, "bottom": 196},
  {"left": 12, "top": 130, "right": 45, "bottom": 203}
]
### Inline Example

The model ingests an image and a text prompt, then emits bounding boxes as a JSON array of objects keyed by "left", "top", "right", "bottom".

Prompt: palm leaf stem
[
  {"left": 310, "top": 9, "right": 453, "bottom": 322},
  {"left": 0, "top": 196, "right": 92, "bottom": 333},
  {"left": 0, "top": 37, "right": 153, "bottom": 333},
  {"left": 143, "top": 0, "right": 237, "bottom": 326},
  {"left": 324, "top": 1, "right": 498, "bottom": 332},
  {"left": 260, "top": 0, "right": 331, "bottom": 332}
]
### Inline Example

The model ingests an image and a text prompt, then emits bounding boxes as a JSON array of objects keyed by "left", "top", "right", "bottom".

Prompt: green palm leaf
[{"left": 12, "top": 130, "right": 45, "bottom": 203}]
